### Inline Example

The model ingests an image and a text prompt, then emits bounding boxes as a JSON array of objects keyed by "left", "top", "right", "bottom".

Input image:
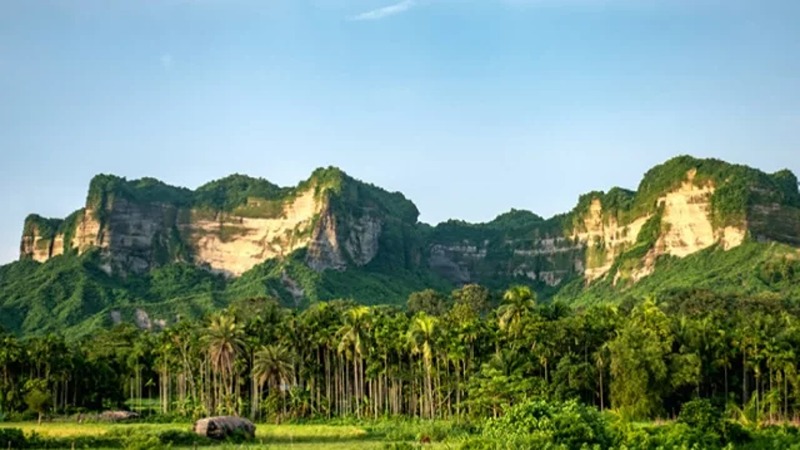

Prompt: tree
[
  {"left": 337, "top": 306, "right": 371, "bottom": 417},
  {"left": 608, "top": 299, "right": 672, "bottom": 419},
  {"left": 451, "top": 284, "right": 491, "bottom": 320},
  {"left": 408, "top": 313, "right": 438, "bottom": 419},
  {"left": 253, "top": 344, "right": 294, "bottom": 420},
  {"left": 498, "top": 285, "right": 536, "bottom": 341},
  {"left": 408, "top": 289, "right": 448, "bottom": 316},
  {"left": 24, "top": 380, "right": 51, "bottom": 425},
  {"left": 204, "top": 313, "right": 245, "bottom": 414}
]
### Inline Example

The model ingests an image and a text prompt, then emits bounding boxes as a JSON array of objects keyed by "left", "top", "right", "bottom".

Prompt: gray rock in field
[
  {"left": 193, "top": 416, "right": 256, "bottom": 440},
  {"left": 99, "top": 410, "right": 140, "bottom": 422}
]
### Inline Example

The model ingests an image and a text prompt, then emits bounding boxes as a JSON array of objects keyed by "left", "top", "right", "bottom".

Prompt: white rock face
[
  {"left": 429, "top": 244, "right": 473, "bottom": 284},
  {"left": 654, "top": 172, "right": 746, "bottom": 259},
  {"left": 573, "top": 199, "right": 651, "bottom": 281},
  {"left": 615, "top": 171, "right": 746, "bottom": 284},
  {"left": 429, "top": 170, "right": 751, "bottom": 288},
  {"left": 20, "top": 226, "right": 67, "bottom": 262},
  {"left": 656, "top": 179, "right": 717, "bottom": 258},
  {"left": 20, "top": 181, "right": 388, "bottom": 277},
  {"left": 188, "top": 190, "right": 323, "bottom": 276},
  {"left": 72, "top": 208, "right": 105, "bottom": 253},
  {"left": 720, "top": 226, "right": 746, "bottom": 250}
]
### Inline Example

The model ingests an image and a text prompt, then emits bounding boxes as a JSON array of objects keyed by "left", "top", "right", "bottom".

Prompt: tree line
[{"left": 2, "top": 285, "right": 800, "bottom": 424}]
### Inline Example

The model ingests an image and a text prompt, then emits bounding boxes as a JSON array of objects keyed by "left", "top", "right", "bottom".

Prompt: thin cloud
[{"left": 350, "top": 0, "right": 416, "bottom": 21}]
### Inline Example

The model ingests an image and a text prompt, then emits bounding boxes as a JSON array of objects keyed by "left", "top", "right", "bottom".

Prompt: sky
[{"left": 1, "top": 0, "right": 799, "bottom": 265}]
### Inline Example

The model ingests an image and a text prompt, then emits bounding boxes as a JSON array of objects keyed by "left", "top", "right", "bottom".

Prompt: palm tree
[
  {"left": 408, "top": 313, "right": 438, "bottom": 419},
  {"left": 253, "top": 344, "right": 294, "bottom": 420},
  {"left": 337, "top": 306, "right": 371, "bottom": 417},
  {"left": 0, "top": 335, "right": 22, "bottom": 413},
  {"left": 498, "top": 285, "right": 536, "bottom": 340},
  {"left": 204, "top": 313, "right": 245, "bottom": 414}
]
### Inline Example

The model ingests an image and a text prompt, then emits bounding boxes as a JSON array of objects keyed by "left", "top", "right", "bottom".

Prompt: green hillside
[{"left": 3, "top": 156, "right": 800, "bottom": 338}]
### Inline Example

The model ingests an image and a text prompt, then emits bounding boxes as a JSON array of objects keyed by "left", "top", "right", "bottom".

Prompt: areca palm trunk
[{"left": 250, "top": 362, "right": 258, "bottom": 419}]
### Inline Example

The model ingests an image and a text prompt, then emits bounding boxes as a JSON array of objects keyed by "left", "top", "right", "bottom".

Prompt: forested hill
[{"left": 3, "top": 155, "right": 800, "bottom": 337}]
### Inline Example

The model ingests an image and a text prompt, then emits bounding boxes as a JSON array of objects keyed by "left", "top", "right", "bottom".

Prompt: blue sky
[{"left": 1, "top": 0, "right": 799, "bottom": 264}]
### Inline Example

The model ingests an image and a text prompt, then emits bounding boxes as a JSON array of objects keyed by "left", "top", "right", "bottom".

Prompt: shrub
[
  {"left": 678, "top": 398, "right": 720, "bottom": 432},
  {"left": 0, "top": 428, "right": 26, "bottom": 449},
  {"left": 676, "top": 398, "right": 751, "bottom": 446},
  {"left": 477, "top": 399, "right": 614, "bottom": 449},
  {"left": 158, "top": 429, "right": 211, "bottom": 446}
]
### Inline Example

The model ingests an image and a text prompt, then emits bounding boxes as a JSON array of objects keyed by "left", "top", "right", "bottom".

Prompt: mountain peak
[{"left": 7, "top": 156, "right": 800, "bottom": 336}]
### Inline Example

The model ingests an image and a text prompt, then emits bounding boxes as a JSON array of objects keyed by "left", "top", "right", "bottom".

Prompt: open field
[{"left": 0, "top": 421, "right": 452, "bottom": 449}]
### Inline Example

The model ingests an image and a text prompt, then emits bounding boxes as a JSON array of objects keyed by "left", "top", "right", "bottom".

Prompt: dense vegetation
[
  {"left": 3, "top": 286, "right": 800, "bottom": 439},
  {"left": 4, "top": 157, "right": 800, "bottom": 447},
  {"left": 556, "top": 242, "right": 800, "bottom": 305},
  {"left": 0, "top": 248, "right": 453, "bottom": 338}
]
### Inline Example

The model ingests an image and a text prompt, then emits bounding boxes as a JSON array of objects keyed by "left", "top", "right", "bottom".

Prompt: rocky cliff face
[
  {"left": 425, "top": 158, "right": 800, "bottom": 289},
  {"left": 20, "top": 168, "right": 412, "bottom": 278},
  {"left": 19, "top": 157, "right": 800, "bottom": 294}
]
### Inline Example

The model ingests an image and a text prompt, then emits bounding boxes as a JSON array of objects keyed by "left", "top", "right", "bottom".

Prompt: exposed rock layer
[{"left": 19, "top": 157, "right": 800, "bottom": 291}]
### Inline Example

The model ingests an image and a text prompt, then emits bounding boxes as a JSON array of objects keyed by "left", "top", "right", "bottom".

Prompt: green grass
[{"left": 0, "top": 421, "right": 451, "bottom": 449}]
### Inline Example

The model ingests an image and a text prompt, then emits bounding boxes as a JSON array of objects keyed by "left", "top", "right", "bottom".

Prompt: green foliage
[
  {"left": 23, "top": 386, "right": 51, "bottom": 419},
  {"left": 488, "top": 209, "right": 546, "bottom": 231},
  {"left": 194, "top": 173, "right": 285, "bottom": 210},
  {"left": 87, "top": 174, "right": 193, "bottom": 210},
  {"left": 0, "top": 253, "right": 227, "bottom": 338},
  {"left": 569, "top": 187, "right": 636, "bottom": 229},
  {"left": 22, "top": 215, "right": 62, "bottom": 240},
  {"left": 0, "top": 428, "right": 26, "bottom": 448},
  {"left": 608, "top": 300, "right": 672, "bottom": 419},
  {"left": 407, "top": 289, "right": 449, "bottom": 316},
  {"left": 474, "top": 399, "right": 615, "bottom": 449},
  {"left": 558, "top": 241, "right": 800, "bottom": 306},
  {"left": 678, "top": 399, "right": 721, "bottom": 432}
]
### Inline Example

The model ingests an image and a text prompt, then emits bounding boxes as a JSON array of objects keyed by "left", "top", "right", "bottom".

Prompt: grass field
[{"left": 0, "top": 421, "right": 453, "bottom": 449}]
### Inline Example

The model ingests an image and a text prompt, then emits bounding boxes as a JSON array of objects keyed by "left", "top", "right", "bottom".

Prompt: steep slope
[
  {"left": 8, "top": 167, "right": 441, "bottom": 336},
  {"left": 20, "top": 167, "right": 421, "bottom": 277},
  {"left": 4, "top": 156, "right": 800, "bottom": 337},
  {"left": 426, "top": 156, "right": 800, "bottom": 290}
]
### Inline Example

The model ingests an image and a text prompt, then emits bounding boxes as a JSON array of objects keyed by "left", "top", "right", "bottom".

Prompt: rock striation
[
  {"left": 20, "top": 167, "right": 417, "bottom": 278},
  {"left": 423, "top": 157, "right": 800, "bottom": 289},
  {"left": 19, "top": 156, "right": 800, "bottom": 291}
]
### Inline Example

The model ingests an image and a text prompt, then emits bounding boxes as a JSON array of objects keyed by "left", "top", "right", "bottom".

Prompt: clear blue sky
[{"left": 1, "top": 0, "right": 799, "bottom": 264}]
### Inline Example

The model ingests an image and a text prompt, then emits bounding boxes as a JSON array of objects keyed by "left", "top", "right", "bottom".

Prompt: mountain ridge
[{"left": 6, "top": 155, "right": 800, "bottom": 337}]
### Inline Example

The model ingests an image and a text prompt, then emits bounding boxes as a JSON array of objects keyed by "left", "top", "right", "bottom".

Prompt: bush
[
  {"left": 475, "top": 399, "right": 615, "bottom": 449},
  {"left": 678, "top": 399, "right": 720, "bottom": 432},
  {"left": 748, "top": 425, "right": 800, "bottom": 450},
  {"left": 676, "top": 398, "right": 751, "bottom": 446},
  {"left": 157, "top": 429, "right": 211, "bottom": 446},
  {"left": 0, "top": 428, "right": 26, "bottom": 449}
]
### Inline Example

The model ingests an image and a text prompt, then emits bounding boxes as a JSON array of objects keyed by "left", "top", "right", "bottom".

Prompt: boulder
[
  {"left": 99, "top": 410, "right": 140, "bottom": 422},
  {"left": 193, "top": 416, "right": 256, "bottom": 440}
]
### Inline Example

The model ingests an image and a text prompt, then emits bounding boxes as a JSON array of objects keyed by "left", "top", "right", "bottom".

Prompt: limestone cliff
[
  {"left": 20, "top": 168, "right": 418, "bottom": 278},
  {"left": 425, "top": 157, "right": 800, "bottom": 289},
  {"left": 19, "top": 156, "right": 800, "bottom": 296}
]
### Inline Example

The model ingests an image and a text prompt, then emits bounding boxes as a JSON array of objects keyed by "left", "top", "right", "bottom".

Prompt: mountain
[
  {"left": 4, "top": 155, "right": 800, "bottom": 337},
  {"left": 20, "top": 167, "right": 421, "bottom": 276},
  {"left": 428, "top": 156, "right": 800, "bottom": 292}
]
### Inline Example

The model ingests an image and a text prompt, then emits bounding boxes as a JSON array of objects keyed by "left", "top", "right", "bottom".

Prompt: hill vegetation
[
  {"left": 4, "top": 155, "right": 800, "bottom": 338},
  {"left": 2, "top": 287, "right": 800, "bottom": 448}
]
